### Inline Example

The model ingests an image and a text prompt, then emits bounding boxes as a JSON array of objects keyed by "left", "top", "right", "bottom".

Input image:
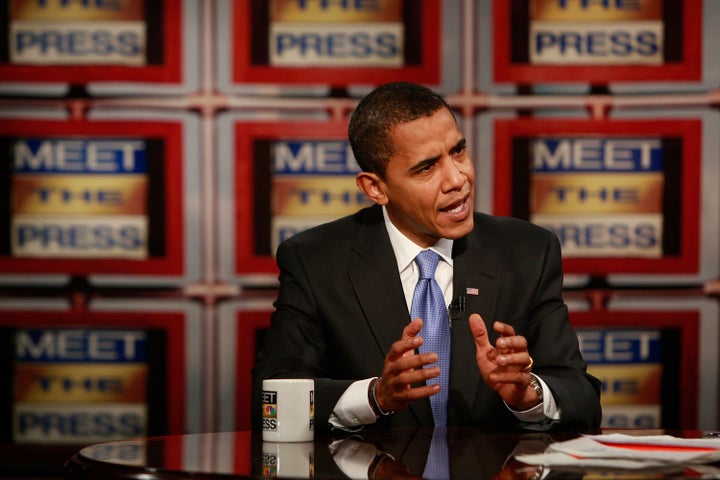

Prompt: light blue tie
[
  {"left": 423, "top": 426, "right": 449, "bottom": 479},
  {"left": 410, "top": 250, "right": 450, "bottom": 427}
]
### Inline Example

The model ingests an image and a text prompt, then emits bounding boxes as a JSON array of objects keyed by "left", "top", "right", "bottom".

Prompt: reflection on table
[{"left": 66, "top": 427, "right": 720, "bottom": 479}]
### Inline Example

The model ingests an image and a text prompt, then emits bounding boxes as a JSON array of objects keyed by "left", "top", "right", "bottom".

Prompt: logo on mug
[
  {"left": 262, "top": 390, "right": 278, "bottom": 431},
  {"left": 309, "top": 390, "right": 314, "bottom": 431},
  {"left": 261, "top": 453, "right": 277, "bottom": 476}
]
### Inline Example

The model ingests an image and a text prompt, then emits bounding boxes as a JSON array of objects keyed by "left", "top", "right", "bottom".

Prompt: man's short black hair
[{"left": 348, "top": 82, "right": 455, "bottom": 178}]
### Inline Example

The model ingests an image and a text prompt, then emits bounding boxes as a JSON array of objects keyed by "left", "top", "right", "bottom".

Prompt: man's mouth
[{"left": 441, "top": 195, "right": 469, "bottom": 214}]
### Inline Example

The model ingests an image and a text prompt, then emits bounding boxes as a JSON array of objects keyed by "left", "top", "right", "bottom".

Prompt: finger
[
  {"left": 383, "top": 349, "right": 443, "bottom": 386},
  {"left": 386, "top": 320, "right": 424, "bottom": 362},
  {"left": 384, "top": 363, "right": 442, "bottom": 392},
  {"left": 496, "top": 335, "right": 528, "bottom": 353},
  {"left": 386, "top": 337, "right": 422, "bottom": 364},
  {"left": 495, "top": 351, "right": 533, "bottom": 369},
  {"left": 395, "top": 318, "right": 425, "bottom": 359},
  {"left": 386, "top": 351, "right": 439, "bottom": 376},
  {"left": 404, "top": 384, "right": 441, "bottom": 400},
  {"left": 403, "top": 318, "right": 424, "bottom": 340},
  {"left": 469, "top": 313, "right": 492, "bottom": 350},
  {"left": 493, "top": 321, "right": 516, "bottom": 337},
  {"left": 390, "top": 363, "right": 441, "bottom": 388},
  {"left": 488, "top": 369, "right": 531, "bottom": 384},
  {"left": 387, "top": 384, "right": 441, "bottom": 408},
  {"left": 378, "top": 368, "right": 441, "bottom": 411}
]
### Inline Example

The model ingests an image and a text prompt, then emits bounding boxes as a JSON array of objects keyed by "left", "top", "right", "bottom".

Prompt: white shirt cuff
[
  {"left": 328, "top": 378, "right": 378, "bottom": 430},
  {"left": 509, "top": 375, "right": 561, "bottom": 423}
]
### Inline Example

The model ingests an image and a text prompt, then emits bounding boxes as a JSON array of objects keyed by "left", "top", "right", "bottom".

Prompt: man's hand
[
  {"left": 373, "top": 318, "right": 442, "bottom": 413},
  {"left": 469, "top": 313, "right": 540, "bottom": 410}
]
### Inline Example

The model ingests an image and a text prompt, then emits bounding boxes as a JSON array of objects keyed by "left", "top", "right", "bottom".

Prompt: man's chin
[{"left": 441, "top": 218, "right": 474, "bottom": 240}]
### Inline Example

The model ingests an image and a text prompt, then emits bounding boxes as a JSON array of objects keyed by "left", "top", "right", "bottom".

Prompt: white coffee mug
[
  {"left": 261, "top": 441, "right": 314, "bottom": 478},
  {"left": 261, "top": 378, "right": 314, "bottom": 442}
]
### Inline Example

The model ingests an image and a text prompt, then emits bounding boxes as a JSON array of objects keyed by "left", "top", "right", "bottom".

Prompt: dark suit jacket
[{"left": 251, "top": 205, "right": 601, "bottom": 432}]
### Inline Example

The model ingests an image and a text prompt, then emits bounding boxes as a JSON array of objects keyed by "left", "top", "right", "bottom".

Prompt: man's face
[{"left": 376, "top": 108, "right": 475, "bottom": 247}]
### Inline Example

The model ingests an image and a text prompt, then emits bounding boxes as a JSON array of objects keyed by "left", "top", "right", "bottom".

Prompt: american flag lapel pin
[{"left": 466, "top": 287, "right": 479, "bottom": 296}]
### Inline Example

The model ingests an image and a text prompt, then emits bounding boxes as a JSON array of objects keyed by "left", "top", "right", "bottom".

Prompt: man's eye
[
  {"left": 453, "top": 145, "right": 467, "bottom": 156},
  {"left": 415, "top": 161, "right": 436, "bottom": 173}
]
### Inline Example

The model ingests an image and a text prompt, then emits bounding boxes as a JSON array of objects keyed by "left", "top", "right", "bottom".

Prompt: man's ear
[{"left": 356, "top": 172, "right": 388, "bottom": 205}]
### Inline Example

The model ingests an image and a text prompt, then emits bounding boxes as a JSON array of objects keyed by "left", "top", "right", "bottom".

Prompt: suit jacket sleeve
[
  {"left": 251, "top": 236, "right": 354, "bottom": 432},
  {"left": 520, "top": 229, "right": 602, "bottom": 428}
]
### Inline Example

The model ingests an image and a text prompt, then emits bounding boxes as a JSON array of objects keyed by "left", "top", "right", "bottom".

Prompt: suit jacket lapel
[
  {"left": 451, "top": 224, "right": 501, "bottom": 330},
  {"left": 449, "top": 222, "right": 501, "bottom": 422},
  {"left": 347, "top": 207, "right": 408, "bottom": 356}
]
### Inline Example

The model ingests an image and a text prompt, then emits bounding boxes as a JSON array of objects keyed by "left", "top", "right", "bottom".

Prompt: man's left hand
[{"left": 469, "top": 314, "right": 540, "bottom": 410}]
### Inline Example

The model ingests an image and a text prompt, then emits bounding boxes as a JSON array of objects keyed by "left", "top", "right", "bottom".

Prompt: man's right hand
[{"left": 373, "top": 318, "right": 442, "bottom": 414}]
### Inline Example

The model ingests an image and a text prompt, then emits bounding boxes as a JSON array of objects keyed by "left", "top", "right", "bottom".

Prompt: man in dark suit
[{"left": 252, "top": 81, "right": 601, "bottom": 433}]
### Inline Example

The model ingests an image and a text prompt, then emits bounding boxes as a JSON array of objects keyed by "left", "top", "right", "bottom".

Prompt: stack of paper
[{"left": 515, "top": 434, "right": 720, "bottom": 470}]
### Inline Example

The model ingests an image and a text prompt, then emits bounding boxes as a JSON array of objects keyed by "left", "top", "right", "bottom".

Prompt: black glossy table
[{"left": 65, "top": 427, "right": 720, "bottom": 479}]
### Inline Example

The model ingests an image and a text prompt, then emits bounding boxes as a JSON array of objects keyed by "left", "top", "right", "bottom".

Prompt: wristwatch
[
  {"left": 368, "top": 377, "right": 394, "bottom": 417},
  {"left": 529, "top": 375, "right": 543, "bottom": 405}
]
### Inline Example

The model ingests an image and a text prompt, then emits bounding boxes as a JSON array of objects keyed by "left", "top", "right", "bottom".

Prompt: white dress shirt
[{"left": 329, "top": 207, "right": 560, "bottom": 429}]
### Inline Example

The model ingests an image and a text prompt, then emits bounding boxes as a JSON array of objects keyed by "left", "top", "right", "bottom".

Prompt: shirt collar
[{"left": 382, "top": 206, "right": 454, "bottom": 273}]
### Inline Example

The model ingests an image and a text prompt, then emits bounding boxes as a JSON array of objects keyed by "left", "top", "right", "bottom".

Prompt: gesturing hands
[
  {"left": 469, "top": 313, "right": 540, "bottom": 411},
  {"left": 372, "top": 314, "right": 541, "bottom": 415}
]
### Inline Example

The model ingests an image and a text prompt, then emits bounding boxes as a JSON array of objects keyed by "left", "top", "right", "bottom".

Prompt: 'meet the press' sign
[
  {"left": 270, "top": 139, "right": 370, "bottom": 252},
  {"left": 530, "top": 137, "right": 665, "bottom": 258},
  {"left": 11, "top": 138, "right": 149, "bottom": 259},
  {"left": 13, "top": 328, "right": 149, "bottom": 444},
  {"left": 268, "top": 0, "right": 404, "bottom": 67},
  {"left": 8, "top": 0, "right": 147, "bottom": 65},
  {"left": 529, "top": 0, "right": 663, "bottom": 65}
]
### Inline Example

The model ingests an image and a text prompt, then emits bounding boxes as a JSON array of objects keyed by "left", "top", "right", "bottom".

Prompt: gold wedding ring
[{"left": 523, "top": 356, "right": 533, "bottom": 372}]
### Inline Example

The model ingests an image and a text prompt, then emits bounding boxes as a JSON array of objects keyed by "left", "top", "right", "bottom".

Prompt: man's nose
[{"left": 441, "top": 158, "right": 466, "bottom": 189}]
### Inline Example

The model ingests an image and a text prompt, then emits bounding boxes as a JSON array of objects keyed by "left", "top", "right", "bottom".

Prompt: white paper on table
[{"left": 515, "top": 434, "right": 720, "bottom": 469}]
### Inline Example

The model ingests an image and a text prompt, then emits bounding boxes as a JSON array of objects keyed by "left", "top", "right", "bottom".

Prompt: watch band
[
  {"left": 368, "top": 377, "right": 394, "bottom": 417},
  {"left": 529, "top": 375, "right": 543, "bottom": 405}
]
